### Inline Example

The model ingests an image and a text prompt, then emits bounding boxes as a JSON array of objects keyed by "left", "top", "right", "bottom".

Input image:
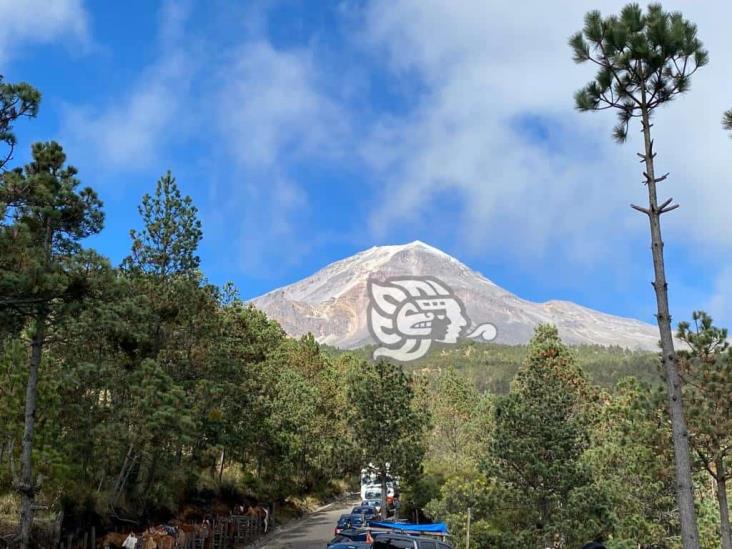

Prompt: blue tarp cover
[{"left": 368, "top": 521, "right": 449, "bottom": 534}]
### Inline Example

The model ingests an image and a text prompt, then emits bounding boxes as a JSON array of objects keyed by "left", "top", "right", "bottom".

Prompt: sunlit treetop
[{"left": 570, "top": 3, "right": 708, "bottom": 142}]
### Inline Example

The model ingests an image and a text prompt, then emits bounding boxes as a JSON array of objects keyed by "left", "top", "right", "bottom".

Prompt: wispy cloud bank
[
  {"left": 356, "top": 0, "right": 732, "bottom": 309},
  {"left": 59, "top": 0, "right": 196, "bottom": 173},
  {"left": 31, "top": 0, "right": 732, "bottom": 311},
  {"left": 211, "top": 37, "right": 350, "bottom": 275},
  {"left": 216, "top": 40, "right": 347, "bottom": 169},
  {"left": 0, "top": 0, "right": 90, "bottom": 67}
]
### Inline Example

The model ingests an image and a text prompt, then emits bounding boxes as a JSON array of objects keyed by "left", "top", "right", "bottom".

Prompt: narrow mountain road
[{"left": 255, "top": 499, "right": 358, "bottom": 549}]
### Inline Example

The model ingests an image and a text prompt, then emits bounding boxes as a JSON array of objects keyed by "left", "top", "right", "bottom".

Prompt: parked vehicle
[
  {"left": 360, "top": 467, "right": 398, "bottom": 502},
  {"left": 361, "top": 481, "right": 399, "bottom": 504},
  {"left": 335, "top": 514, "right": 352, "bottom": 536},
  {"left": 327, "top": 544, "right": 372, "bottom": 549},
  {"left": 372, "top": 533, "right": 453, "bottom": 549},
  {"left": 363, "top": 487, "right": 382, "bottom": 501},
  {"left": 348, "top": 514, "right": 367, "bottom": 529},
  {"left": 352, "top": 506, "right": 378, "bottom": 517},
  {"left": 360, "top": 482, "right": 379, "bottom": 502},
  {"left": 362, "top": 499, "right": 382, "bottom": 513}
]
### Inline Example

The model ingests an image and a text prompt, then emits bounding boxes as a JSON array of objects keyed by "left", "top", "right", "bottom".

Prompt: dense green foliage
[
  {"left": 676, "top": 312, "right": 732, "bottom": 549},
  {"left": 420, "top": 328, "right": 730, "bottom": 548},
  {"left": 345, "top": 340, "right": 660, "bottom": 393},
  {"left": 0, "top": 153, "right": 368, "bottom": 540},
  {"left": 347, "top": 359, "right": 430, "bottom": 518},
  {"left": 0, "top": 76, "right": 40, "bottom": 170},
  {"left": 0, "top": 141, "right": 107, "bottom": 546},
  {"left": 489, "top": 326, "right": 603, "bottom": 547}
]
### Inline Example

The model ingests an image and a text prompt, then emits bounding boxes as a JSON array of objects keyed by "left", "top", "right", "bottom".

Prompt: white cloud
[
  {"left": 215, "top": 40, "right": 347, "bottom": 168},
  {"left": 357, "top": 0, "right": 732, "bottom": 306},
  {"left": 232, "top": 174, "right": 311, "bottom": 277},
  {"left": 0, "top": 0, "right": 90, "bottom": 66},
  {"left": 61, "top": 53, "right": 190, "bottom": 170},
  {"left": 207, "top": 38, "right": 352, "bottom": 275},
  {"left": 59, "top": 0, "right": 195, "bottom": 172}
]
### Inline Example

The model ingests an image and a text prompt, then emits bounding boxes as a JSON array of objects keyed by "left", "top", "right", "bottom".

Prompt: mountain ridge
[{"left": 251, "top": 241, "right": 661, "bottom": 351}]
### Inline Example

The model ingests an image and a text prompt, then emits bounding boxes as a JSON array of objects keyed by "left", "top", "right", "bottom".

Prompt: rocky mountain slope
[{"left": 251, "top": 241, "right": 660, "bottom": 351}]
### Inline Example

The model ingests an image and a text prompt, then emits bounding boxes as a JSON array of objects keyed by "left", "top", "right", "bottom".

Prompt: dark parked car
[
  {"left": 352, "top": 505, "right": 378, "bottom": 517},
  {"left": 327, "top": 544, "right": 372, "bottom": 549},
  {"left": 348, "top": 514, "right": 367, "bottom": 529},
  {"left": 335, "top": 514, "right": 353, "bottom": 535},
  {"left": 372, "top": 533, "right": 452, "bottom": 549}
]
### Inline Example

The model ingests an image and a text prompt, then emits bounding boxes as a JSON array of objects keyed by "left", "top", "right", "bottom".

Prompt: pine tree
[
  {"left": 122, "top": 171, "right": 206, "bottom": 375},
  {"left": 0, "top": 141, "right": 104, "bottom": 548},
  {"left": 586, "top": 378, "right": 679, "bottom": 546},
  {"left": 0, "top": 77, "right": 40, "bottom": 171},
  {"left": 677, "top": 312, "right": 732, "bottom": 549},
  {"left": 123, "top": 171, "right": 202, "bottom": 279},
  {"left": 428, "top": 367, "right": 479, "bottom": 472},
  {"left": 570, "top": 6, "right": 708, "bottom": 546},
  {"left": 347, "top": 359, "right": 430, "bottom": 519},
  {"left": 724, "top": 110, "right": 732, "bottom": 133},
  {"left": 490, "top": 325, "right": 603, "bottom": 547}
]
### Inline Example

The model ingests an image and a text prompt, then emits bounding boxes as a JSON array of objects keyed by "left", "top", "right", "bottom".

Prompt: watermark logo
[{"left": 367, "top": 276, "right": 497, "bottom": 362}]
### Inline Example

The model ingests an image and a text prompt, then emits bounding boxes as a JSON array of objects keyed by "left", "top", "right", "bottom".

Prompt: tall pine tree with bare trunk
[
  {"left": 570, "top": 4, "right": 708, "bottom": 548},
  {"left": 0, "top": 142, "right": 103, "bottom": 548}
]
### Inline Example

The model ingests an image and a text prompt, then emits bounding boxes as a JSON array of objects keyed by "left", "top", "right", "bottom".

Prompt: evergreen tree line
[
  {"left": 421, "top": 321, "right": 732, "bottom": 549},
  {"left": 359, "top": 341, "right": 662, "bottom": 394},
  {"left": 0, "top": 84, "right": 432, "bottom": 546}
]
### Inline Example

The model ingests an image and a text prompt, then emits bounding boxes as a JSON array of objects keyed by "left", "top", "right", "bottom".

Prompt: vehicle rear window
[
  {"left": 350, "top": 516, "right": 364, "bottom": 527},
  {"left": 420, "top": 542, "right": 437, "bottom": 549}
]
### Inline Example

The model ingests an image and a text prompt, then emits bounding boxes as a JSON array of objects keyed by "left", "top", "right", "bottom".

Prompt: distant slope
[
  {"left": 252, "top": 241, "right": 661, "bottom": 351},
  {"left": 337, "top": 340, "right": 661, "bottom": 393}
]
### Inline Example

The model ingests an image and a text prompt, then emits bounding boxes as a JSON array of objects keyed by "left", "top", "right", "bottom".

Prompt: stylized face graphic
[
  {"left": 367, "top": 276, "right": 483, "bottom": 361},
  {"left": 413, "top": 298, "right": 467, "bottom": 343}
]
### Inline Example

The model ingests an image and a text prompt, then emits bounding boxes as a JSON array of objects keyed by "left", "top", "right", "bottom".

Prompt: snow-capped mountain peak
[{"left": 251, "top": 242, "right": 659, "bottom": 351}]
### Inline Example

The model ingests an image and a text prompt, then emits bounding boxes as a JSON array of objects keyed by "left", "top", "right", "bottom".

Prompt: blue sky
[{"left": 2, "top": 0, "right": 731, "bottom": 328}]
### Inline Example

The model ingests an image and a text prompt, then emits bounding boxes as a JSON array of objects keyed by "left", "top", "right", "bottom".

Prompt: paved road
[{"left": 258, "top": 500, "right": 358, "bottom": 549}]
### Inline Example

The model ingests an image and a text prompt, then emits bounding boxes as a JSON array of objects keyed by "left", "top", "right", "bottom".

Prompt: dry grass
[
  {"left": 0, "top": 493, "right": 19, "bottom": 517},
  {"left": 0, "top": 492, "right": 20, "bottom": 540},
  {"left": 0, "top": 492, "right": 60, "bottom": 546}
]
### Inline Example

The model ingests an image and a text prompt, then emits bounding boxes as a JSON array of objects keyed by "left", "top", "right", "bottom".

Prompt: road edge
[{"left": 241, "top": 493, "right": 358, "bottom": 548}]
